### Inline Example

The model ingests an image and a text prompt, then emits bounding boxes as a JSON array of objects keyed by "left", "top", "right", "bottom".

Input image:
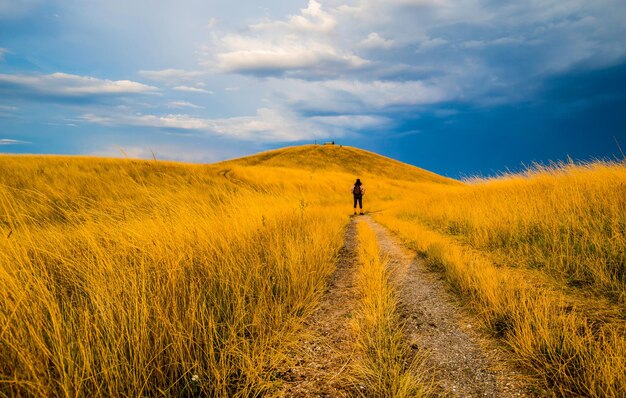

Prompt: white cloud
[
  {"left": 89, "top": 144, "right": 227, "bottom": 163},
  {"left": 215, "top": 38, "right": 368, "bottom": 75},
  {"left": 461, "top": 40, "right": 486, "bottom": 49},
  {"left": 359, "top": 33, "right": 395, "bottom": 49},
  {"left": 172, "top": 85, "right": 213, "bottom": 94},
  {"left": 459, "top": 36, "right": 526, "bottom": 50},
  {"left": 0, "top": 72, "right": 157, "bottom": 97},
  {"left": 337, "top": 0, "right": 477, "bottom": 23},
  {"left": 309, "top": 114, "right": 391, "bottom": 129},
  {"left": 0, "top": 138, "right": 30, "bottom": 145},
  {"left": 80, "top": 108, "right": 335, "bottom": 142},
  {"left": 490, "top": 36, "right": 525, "bottom": 46},
  {"left": 0, "top": 48, "right": 8, "bottom": 61},
  {"left": 138, "top": 69, "right": 205, "bottom": 83},
  {"left": 47, "top": 121, "right": 78, "bottom": 127},
  {"left": 325, "top": 80, "right": 449, "bottom": 107},
  {"left": 251, "top": 0, "right": 337, "bottom": 33},
  {"left": 207, "top": 0, "right": 368, "bottom": 77},
  {"left": 280, "top": 79, "right": 453, "bottom": 112},
  {"left": 167, "top": 101, "right": 203, "bottom": 109},
  {"left": 79, "top": 104, "right": 393, "bottom": 143}
]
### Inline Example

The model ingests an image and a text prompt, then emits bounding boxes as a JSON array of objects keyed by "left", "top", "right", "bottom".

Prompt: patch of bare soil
[
  {"left": 276, "top": 220, "right": 359, "bottom": 397},
  {"left": 361, "top": 216, "right": 535, "bottom": 398}
]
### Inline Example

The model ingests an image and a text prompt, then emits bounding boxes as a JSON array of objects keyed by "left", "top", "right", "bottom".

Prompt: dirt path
[
  {"left": 361, "top": 216, "right": 533, "bottom": 397},
  {"left": 278, "top": 216, "right": 533, "bottom": 397},
  {"left": 277, "top": 220, "right": 359, "bottom": 397}
]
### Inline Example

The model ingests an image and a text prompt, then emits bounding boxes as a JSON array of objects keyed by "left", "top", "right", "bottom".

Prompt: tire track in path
[{"left": 362, "top": 216, "right": 534, "bottom": 398}]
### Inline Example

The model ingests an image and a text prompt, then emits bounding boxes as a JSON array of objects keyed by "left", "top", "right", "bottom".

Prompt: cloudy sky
[{"left": 1, "top": 0, "right": 625, "bottom": 177}]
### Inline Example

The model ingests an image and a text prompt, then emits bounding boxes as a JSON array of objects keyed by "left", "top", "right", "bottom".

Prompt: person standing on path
[{"left": 351, "top": 178, "right": 365, "bottom": 215}]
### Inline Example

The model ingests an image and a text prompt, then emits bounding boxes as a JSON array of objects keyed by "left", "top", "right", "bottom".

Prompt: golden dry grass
[
  {"left": 0, "top": 155, "right": 352, "bottom": 396},
  {"left": 1, "top": 146, "right": 624, "bottom": 397},
  {"left": 374, "top": 161, "right": 626, "bottom": 397},
  {"left": 394, "top": 162, "right": 626, "bottom": 302}
]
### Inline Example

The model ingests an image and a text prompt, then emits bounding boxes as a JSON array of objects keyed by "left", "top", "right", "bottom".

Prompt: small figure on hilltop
[{"left": 351, "top": 178, "right": 365, "bottom": 215}]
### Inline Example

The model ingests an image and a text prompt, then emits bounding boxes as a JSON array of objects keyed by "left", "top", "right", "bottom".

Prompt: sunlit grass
[
  {"left": 0, "top": 154, "right": 352, "bottom": 396},
  {"left": 1, "top": 147, "right": 623, "bottom": 397},
  {"left": 374, "top": 161, "right": 626, "bottom": 397},
  {"left": 400, "top": 161, "right": 626, "bottom": 302}
]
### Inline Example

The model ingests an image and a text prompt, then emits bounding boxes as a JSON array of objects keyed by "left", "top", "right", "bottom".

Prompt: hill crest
[{"left": 218, "top": 144, "right": 459, "bottom": 185}]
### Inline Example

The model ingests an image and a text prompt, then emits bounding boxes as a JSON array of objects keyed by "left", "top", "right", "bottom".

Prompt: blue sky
[{"left": 1, "top": 0, "right": 625, "bottom": 178}]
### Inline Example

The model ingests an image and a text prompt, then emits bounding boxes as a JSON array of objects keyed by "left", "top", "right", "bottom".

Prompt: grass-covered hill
[
  {"left": 0, "top": 146, "right": 450, "bottom": 397},
  {"left": 0, "top": 145, "right": 624, "bottom": 397},
  {"left": 218, "top": 144, "right": 460, "bottom": 184}
]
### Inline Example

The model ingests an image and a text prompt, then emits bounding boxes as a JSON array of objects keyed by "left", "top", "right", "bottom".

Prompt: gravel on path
[{"left": 362, "top": 216, "right": 535, "bottom": 398}]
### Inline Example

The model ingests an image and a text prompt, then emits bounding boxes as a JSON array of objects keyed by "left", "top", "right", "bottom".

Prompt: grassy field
[
  {"left": 374, "top": 161, "right": 626, "bottom": 397},
  {"left": 0, "top": 158, "right": 341, "bottom": 396},
  {"left": 1, "top": 145, "right": 624, "bottom": 397},
  {"left": 0, "top": 147, "right": 441, "bottom": 396}
]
